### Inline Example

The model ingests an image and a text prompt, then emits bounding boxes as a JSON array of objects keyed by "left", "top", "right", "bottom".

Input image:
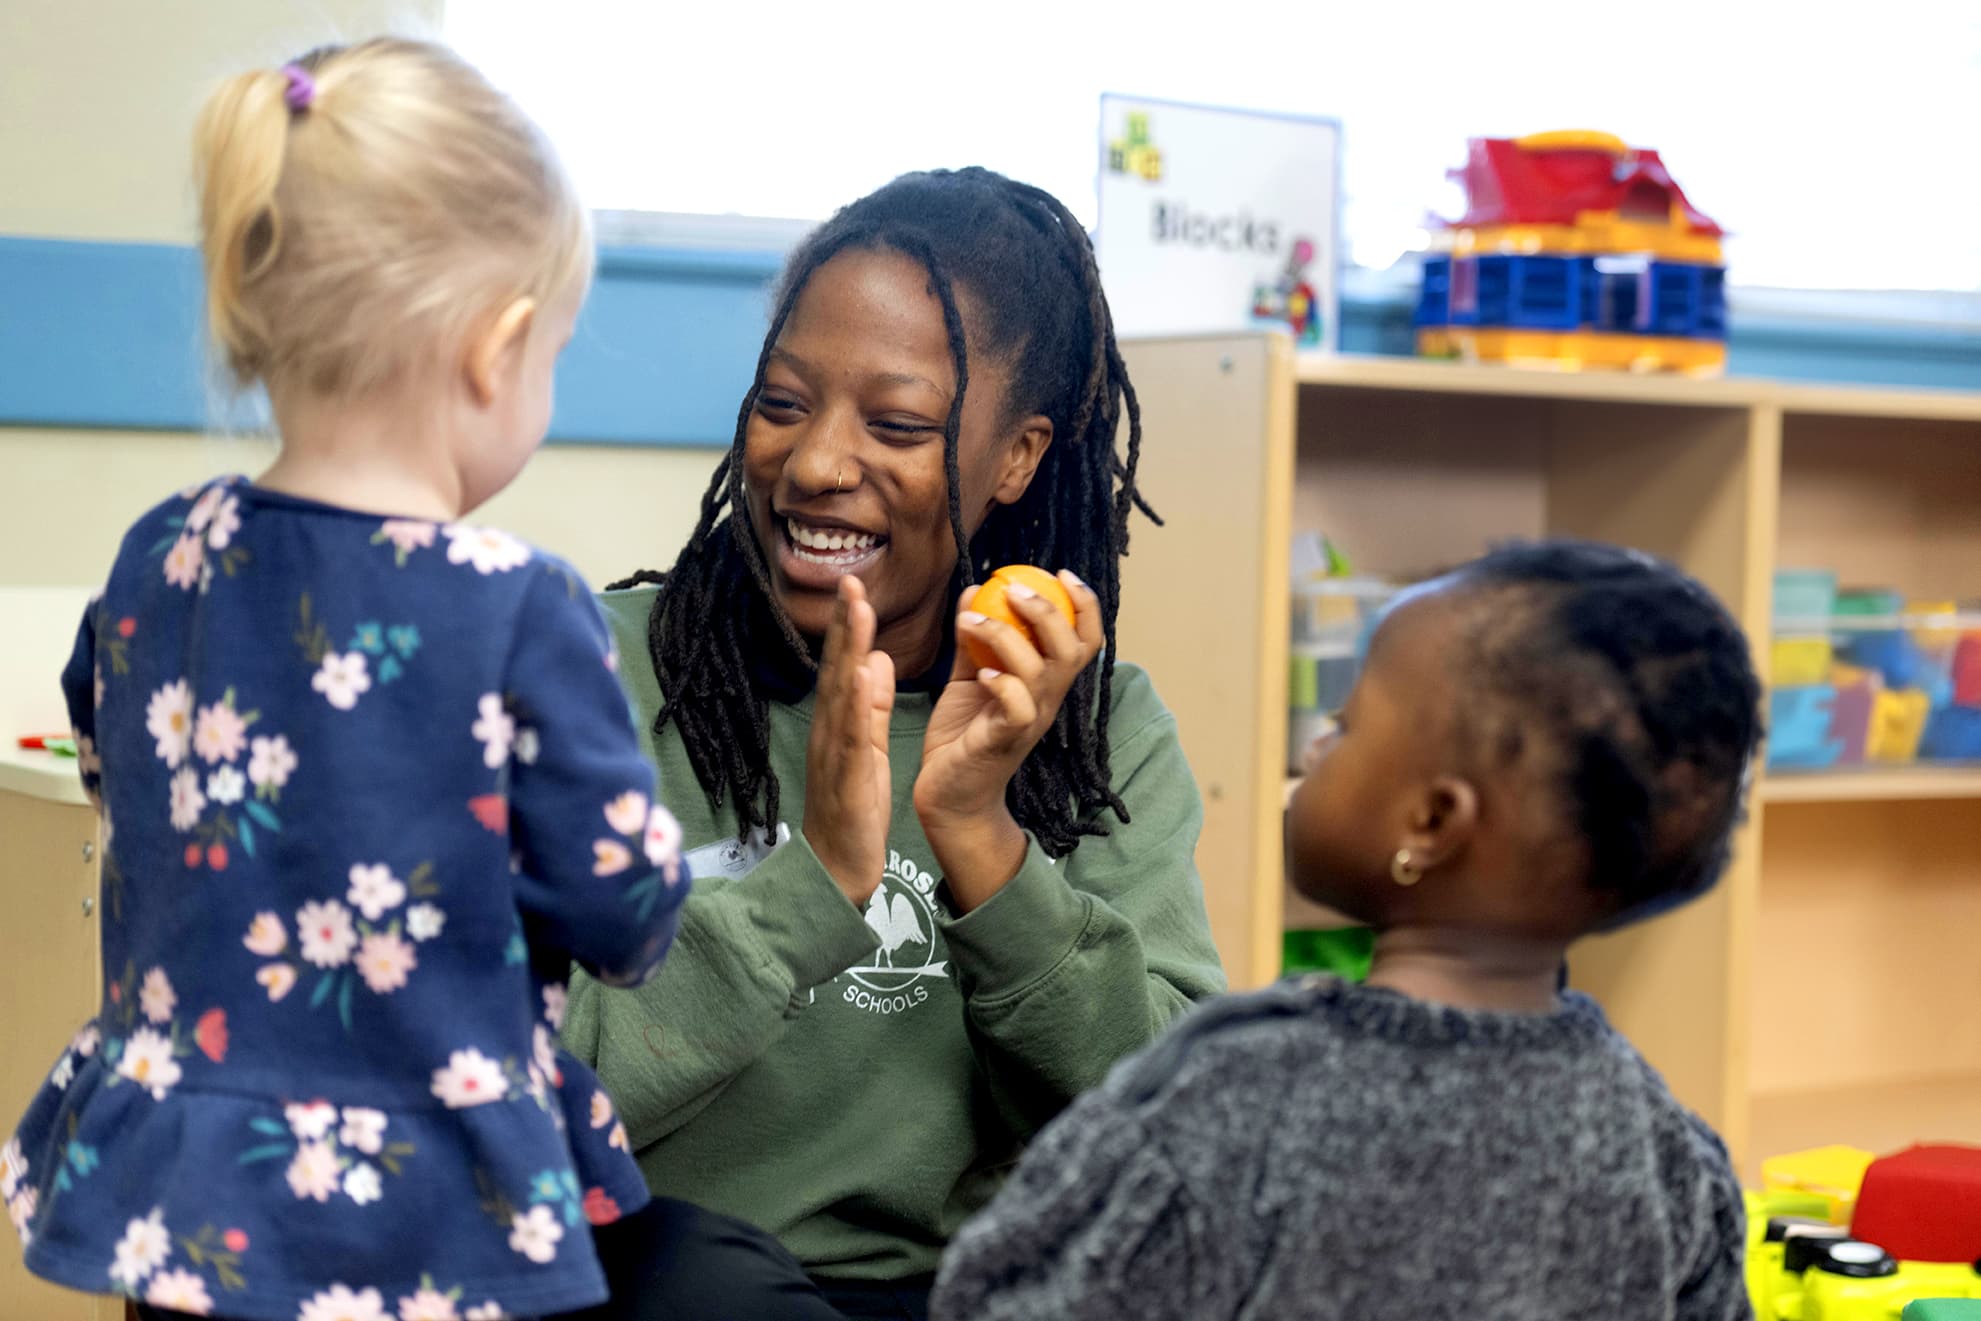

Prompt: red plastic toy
[
  {"left": 1853, "top": 1145, "right": 1981, "bottom": 1264},
  {"left": 1444, "top": 136, "right": 1724, "bottom": 241},
  {"left": 1954, "top": 634, "right": 1981, "bottom": 707}
]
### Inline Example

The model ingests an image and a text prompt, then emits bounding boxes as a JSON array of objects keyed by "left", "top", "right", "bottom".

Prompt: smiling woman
[
  {"left": 561, "top": 168, "right": 1227, "bottom": 1319},
  {"left": 746, "top": 253, "right": 1053, "bottom": 676}
]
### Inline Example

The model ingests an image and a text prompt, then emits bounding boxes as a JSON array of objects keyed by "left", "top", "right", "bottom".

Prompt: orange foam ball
[{"left": 965, "top": 565, "right": 1076, "bottom": 671}]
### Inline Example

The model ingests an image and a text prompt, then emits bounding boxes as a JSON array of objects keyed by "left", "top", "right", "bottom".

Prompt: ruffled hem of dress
[{"left": 8, "top": 1052, "right": 643, "bottom": 1320}]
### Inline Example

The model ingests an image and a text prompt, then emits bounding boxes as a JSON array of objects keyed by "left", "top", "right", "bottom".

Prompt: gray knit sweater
[{"left": 932, "top": 976, "right": 1751, "bottom": 1320}]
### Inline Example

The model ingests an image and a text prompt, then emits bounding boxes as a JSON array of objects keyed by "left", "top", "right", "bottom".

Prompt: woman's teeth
[{"left": 787, "top": 518, "right": 881, "bottom": 562}]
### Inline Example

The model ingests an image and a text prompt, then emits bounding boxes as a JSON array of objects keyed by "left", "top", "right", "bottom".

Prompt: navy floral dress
[{"left": 3, "top": 478, "right": 690, "bottom": 1321}]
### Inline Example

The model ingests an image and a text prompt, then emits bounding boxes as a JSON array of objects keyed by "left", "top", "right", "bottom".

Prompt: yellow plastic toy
[
  {"left": 1797, "top": 1242, "right": 1981, "bottom": 1320},
  {"left": 1746, "top": 1191, "right": 1851, "bottom": 1318},
  {"left": 1764, "top": 1146, "right": 1876, "bottom": 1224},
  {"left": 1773, "top": 637, "right": 1837, "bottom": 688},
  {"left": 1748, "top": 1147, "right": 1981, "bottom": 1320},
  {"left": 1869, "top": 690, "right": 1933, "bottom": 763},
  {"left": 1910, "top": 602, "right": 1963, "bottom": 653}
]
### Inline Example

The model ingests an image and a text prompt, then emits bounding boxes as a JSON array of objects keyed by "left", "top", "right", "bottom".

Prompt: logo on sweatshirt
[{"left": 840, "top": 849, "right": 950, "bottom": 1015}]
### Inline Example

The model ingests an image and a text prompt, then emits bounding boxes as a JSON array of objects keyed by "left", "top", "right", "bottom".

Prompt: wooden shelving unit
[
  {"left": 1762, "top": 768, "right": 1981, "bottom": 804},
  {"left": 1114, "top": 341, "right": 1981, "bottom": 1172}
]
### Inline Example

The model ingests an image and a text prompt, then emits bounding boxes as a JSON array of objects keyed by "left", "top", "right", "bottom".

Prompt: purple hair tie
[{"left": 281, "top": 63, "right": 316, "bottom": 113}]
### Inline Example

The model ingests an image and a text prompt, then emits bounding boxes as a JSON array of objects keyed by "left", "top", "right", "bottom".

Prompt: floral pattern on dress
[
  {"left": 146, "top": 682, "right": 291, "bottom": 866},
  {"left": 472, "top": 695, "right": 516, "bottom": 770},
  {"left": 431, "top": 1050, "right": 510, "bottom": 1109},
  {"left": 101, "top": 611, "right": 135, "bottom": 684},
  {"left": 146, "top": 679, "right": 194, "bottom": 768},
  {"left": 46, "top": 1023, "right": 101, "bottom": 1092},
  {"left": 297, "top": 1283, "right": 388, "bottom": 1321},
  {"left": 105, "top": 1206, "right": 247, "bottom": 1310},
  {"left": 470, "top": 1169, "right": 574, "bottom": 1267},
  {"left": 12, "top": 484, "right": 680, "bottom": 1317},
  {"left": 568, "top": 789, "right": 687, "bottom": 920},
  {"left": 97, "top": 965, "right": 209, "bottom": 1102},
  {"left": 394, "top": 1274, "right": 488, "bottom": 1320},
  {"left": 239, "top": 1103, "right": 417, "bottom": 1210},
  {"left": 4, "top": 1137, "right": 36, "bottom": 1246},
  {"left": 372, "top": 519, "right": 438, "bottom": 568},
  {"left": 295, "top": 599, "right": 427, "bottom": 707},
  {"left": 587, "top": 1089, "right": 632, "bottom": 1153},
  {"left": 313, "top": 653, "right": 373, "bottom": 711},
  {"left": 248, "top": 860, "right": 444, "bottom": 1028},
  {"left": 151, "top": 484, "right": 255, "bottom": 595},
  {"left": 443, "top": 526, "right": 532, "bottom": 576}
]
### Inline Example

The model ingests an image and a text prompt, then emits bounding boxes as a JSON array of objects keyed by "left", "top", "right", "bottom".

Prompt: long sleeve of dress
[
  {"left": 62, "top": 600, "right": 104, "bottom": 808},
  {"left": 505, "top": 570, "right": 691, "bottom": 989}
]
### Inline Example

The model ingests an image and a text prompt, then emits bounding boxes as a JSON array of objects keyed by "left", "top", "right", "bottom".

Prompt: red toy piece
[
  {"left": 1445, "top": 136, "right": 1725, "bottom": 239},
  {"left": 1853, "top": 1145, "right": 1981, "bottom": 1264},
  {"left": 1954, "top": 634, "right": 1981, "bottom": 707}
]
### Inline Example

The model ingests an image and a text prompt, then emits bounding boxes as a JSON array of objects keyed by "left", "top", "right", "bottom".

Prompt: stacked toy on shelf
[
  {"left": 1286, "top": 532, "right": 1392, "bottom": 774},
  {"left": 1747, "top": 1143, "right": 1981, "bottom": 1318},
  {"left": 1768, "top": 569, "right": 1981, "bottom": 772},
  {"left": 1414, "top": 129, "right": 1728, "bottom": 375},
  {"left": 1282, "top": 533, "right": 1388, "bottom": 978}
]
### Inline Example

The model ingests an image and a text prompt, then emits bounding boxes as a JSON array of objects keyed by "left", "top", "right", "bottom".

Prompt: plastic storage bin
[
  {"left": 1768, "top": 575, "right": 1981, "bottom": 772},
  {"left": 1288, "top": 577, "right": 1392, "bottom": 772}
]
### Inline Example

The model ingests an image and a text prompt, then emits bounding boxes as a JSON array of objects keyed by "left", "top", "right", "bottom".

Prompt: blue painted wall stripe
[
  {"left": 0, "top": 238, "right": 211, "bottom": 433},
  {"left": 2, "top": 236, "right": 1977, "bottom": 443}
]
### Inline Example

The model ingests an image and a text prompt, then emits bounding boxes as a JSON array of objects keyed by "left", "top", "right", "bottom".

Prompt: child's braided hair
[{"left": 1447, "top": 540, "right": 1763, "bottom": 914}]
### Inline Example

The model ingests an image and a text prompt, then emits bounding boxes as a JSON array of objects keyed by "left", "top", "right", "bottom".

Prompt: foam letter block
[
  {"left": 1768, "top": 687, "right": 1842, "bottom": 769},
  {"left": 1868, "top": 689, "right": 1931, "bottom": 763}
]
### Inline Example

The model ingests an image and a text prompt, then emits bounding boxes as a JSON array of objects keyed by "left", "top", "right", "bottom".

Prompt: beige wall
[
  {"left": 1, "top": 0, "right": 727, "bottom": 590},
  {"left": 0, "top": 428, "right": 725, "bottom": 590}
]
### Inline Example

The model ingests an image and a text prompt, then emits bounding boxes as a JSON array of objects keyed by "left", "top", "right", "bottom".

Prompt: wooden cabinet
[
  {"left": 1, "top": 754, "right": 113, "bottom": 1321},
  {"left": 1, "top": 584, "right": 121, "bottom": 1321},
  {"left": 1114, "top": 341, "right": 1981, "bottom": 1172}
]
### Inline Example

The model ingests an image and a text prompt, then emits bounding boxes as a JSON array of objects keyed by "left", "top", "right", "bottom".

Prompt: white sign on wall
[{"left": 1097, "top": 94, "right": 1340, "bottom": 351}]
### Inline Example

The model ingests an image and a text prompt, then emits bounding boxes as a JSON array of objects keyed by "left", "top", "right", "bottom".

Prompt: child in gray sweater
[{"left": 932, "top": 541, "right": 1763, "bottom": 1321}]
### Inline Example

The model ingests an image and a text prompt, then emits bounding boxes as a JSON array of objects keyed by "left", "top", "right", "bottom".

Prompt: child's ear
[
  {"left": 465, "top": 297, "right": 538, "bottom": 407},
  {"left": 991, "top": 416, "right": 1053, "bottom": 507},
  {"left": 1401, "top": 775, "right": 1480, "bottom": 873}
]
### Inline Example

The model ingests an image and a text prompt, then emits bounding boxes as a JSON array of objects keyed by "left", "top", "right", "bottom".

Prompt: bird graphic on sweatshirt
[{"left": 864, "top": 888, "right": 928, "bottom": 969}]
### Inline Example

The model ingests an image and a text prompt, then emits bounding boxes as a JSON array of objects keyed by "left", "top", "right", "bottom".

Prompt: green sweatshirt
[{"left": 562, "top": 587, "right": 1228, "bottom": 1281}]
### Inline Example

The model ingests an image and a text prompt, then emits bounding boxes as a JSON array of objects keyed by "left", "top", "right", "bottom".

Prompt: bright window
[{"left": 452, "top": 0, "right": 1981, "bottom": 292}]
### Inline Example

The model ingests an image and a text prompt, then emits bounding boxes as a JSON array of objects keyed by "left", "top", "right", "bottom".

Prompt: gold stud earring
[{"left": 1390, "top": 849, "right": 1423, "bottom": 887}]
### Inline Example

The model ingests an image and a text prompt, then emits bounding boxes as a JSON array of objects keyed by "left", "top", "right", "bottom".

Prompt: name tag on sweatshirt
[{"left": 684, "top": 822, "right": 791, "bottom": 880}]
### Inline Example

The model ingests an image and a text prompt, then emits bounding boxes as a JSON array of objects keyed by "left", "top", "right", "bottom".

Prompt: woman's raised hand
[
  {"left": 914, "top": 570, "right": 1102, "bottom": 909},
  {"left": 804, "top": 576, "right": 896, "bottom": 907}
]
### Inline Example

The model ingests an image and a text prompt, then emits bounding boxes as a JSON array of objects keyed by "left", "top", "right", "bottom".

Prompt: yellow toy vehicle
[
  {"left": 1746, "top": 1181, "right": 1981, "bottom": 1319},
  {"left": 1796, "top": 1240, "right": 1981, "bottom": 1319}
]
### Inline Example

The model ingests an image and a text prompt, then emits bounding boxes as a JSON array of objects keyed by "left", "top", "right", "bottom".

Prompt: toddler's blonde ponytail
[
  {"left": 190, "top": 40, "right": 590, "bottom": 402},
  {"left": 193, "top": 65, "right": 296, "bottom": 384}
]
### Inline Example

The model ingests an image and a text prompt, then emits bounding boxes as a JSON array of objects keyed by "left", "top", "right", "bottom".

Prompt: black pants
[
  {"left": 137, "top": 1197, "right": 869, "bottom": 1321},
  {"left": 812, "top": 1276, "right": 935, "bottom": 1321},
  {"left": 570, "top": 1196, "right": 850, "bottom": 1320}
]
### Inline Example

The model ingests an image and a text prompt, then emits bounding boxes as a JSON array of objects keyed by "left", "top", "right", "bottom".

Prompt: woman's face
[{"left": 743, "top": 248, "right": 1051, "bottom": 673}]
